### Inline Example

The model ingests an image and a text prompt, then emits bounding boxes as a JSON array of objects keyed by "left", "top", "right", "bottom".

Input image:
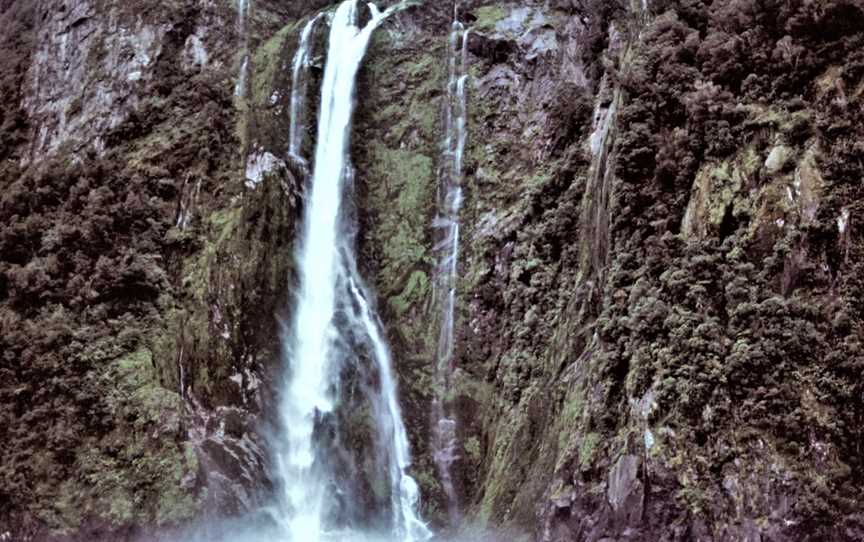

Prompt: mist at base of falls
[{"left": 166, "top": 515, "right": 525, "bottom": 542}]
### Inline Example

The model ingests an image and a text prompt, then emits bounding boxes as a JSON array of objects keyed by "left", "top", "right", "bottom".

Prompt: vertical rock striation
[{"left": 1, "top": 0, "right": 864, "bottom": 541}]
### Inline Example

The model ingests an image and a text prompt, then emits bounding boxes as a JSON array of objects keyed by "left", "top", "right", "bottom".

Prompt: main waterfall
[{"left": 273, "top": 2, "right": 432, "bottom": 541}]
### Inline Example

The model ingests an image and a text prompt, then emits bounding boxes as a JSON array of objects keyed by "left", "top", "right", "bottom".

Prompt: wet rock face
[
  {"left": 21, "top": 0, "right": 246, "bottom": 164},
  {"left": 3, "top": 0, "right": 864, "bottom": 540},
  {"left": 0, "top": 0, "right": 300, "bottom": 537},
  {"left": 22, "top": 0, "right": 164, "bottom": 161},
  {"left": 362, "top": 0, "right": 864, "bottom": 541},
  {"left": 606, "top": 454, "right": 643, "bottom": 526}
]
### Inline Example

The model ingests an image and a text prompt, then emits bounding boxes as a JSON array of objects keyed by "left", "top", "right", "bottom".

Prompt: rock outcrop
[{"left": 1, "top": 0, "right": 863, "bottom": 540}]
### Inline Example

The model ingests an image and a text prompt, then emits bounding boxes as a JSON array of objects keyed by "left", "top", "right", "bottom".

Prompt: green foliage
[
  {"left": 459, "top": 0, "right": 864, "bottom": 534},
  {"left": 0, "top": 0, "right": 241, "bottom": 530}
]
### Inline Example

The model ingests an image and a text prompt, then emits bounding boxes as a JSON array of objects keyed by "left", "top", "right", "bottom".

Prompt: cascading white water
[
  {"left": 430, "top": 14, "right": 470, "bottom": 528},
  {"left": 275, "top": 2, "right": 432, "bottom": 541},
  {"left": 344, "top": 270, "right": 432, "bottom": 542},
  {"left": 235, "top": 0, "right": 251, "bottom": 98},
  {"left": 238, "top": 0, "right": 249, "bottom": 29},
  {"left": 288, "top": 14, "right": 324, "bottom": 161},
  {"left": 235, "top": 55, "right": 249, "bottom": 98}
]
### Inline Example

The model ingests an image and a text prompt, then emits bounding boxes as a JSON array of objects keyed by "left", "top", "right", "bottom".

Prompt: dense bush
[
  {"left": 583, "top": 0, "right": 864, "bottom": 534},
  {"left": 0, "top": 0, "right": 238, "bottom": 529}
]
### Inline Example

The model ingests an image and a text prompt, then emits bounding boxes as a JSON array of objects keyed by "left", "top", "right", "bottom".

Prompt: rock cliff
[{"left": 1, "top": 0, "right": 863, "bottom": 540}]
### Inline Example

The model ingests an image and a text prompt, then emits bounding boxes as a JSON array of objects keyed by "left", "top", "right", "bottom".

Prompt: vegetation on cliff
[
  {"left": 1, "top": 0, "right": 863, "bottom": 540},
  {"left": 0, "top": 0, "right": 241, "bottom": 535},
  {"left": 598, "top": 0, "right": 864, "bottom": 535}
]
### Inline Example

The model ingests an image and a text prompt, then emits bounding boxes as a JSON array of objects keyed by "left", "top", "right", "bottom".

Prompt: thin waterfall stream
[
  {"left": 431, "top": 12, "right": 470, "bottom": 529},
  {"left": 288, "top": 13, "right": 324, "bottom": 163},
  {"left": 272, "top": 1, "right": 432, "bottom": 541},
  {"left": 235, "top": 0, "right": 250, "bottom": 98}
]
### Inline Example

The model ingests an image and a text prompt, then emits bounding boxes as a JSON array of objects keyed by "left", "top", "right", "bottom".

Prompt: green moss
[
  {"left": 473, "top": 388, "right": 561, "bottom": 528},
  {"left": 464, "top": 436, "right": 482, "bottom": 462},
  {"left": 181, "top": 205, "right": 243, "bottom": 302},
  {"left": 388, "top": 270, "right": 429, "bottom": 316},
  {"left": 209, "top": 206, "right": 243, "bottom": 246},
  {"left": 473, "top": 5, "right": 508, "bottom": 33},
  {"left": 250, "top": 20, "right": 303, "bottom": 105},
  {"left": 43, "top": 480, "right": 86, "bottom": 533},
  {"left": 359, "top": 34, "right": 445, "bottom": 356},
  {"left": 153, "top": 443, "right": 199, "bottom": 524},
  {"left": 413, "top": 466, "right": 442, "bottom": 495},
  {"left": 684, "top": 148, "right": 758, "bottom": 238},
  {"left": 745, "top": 105, "right": 812, "bottom": 141},
  {"left": 367, "top": 143, "right": 435, "bottom": 292},
  {"left": 110, "top": 349, "right": 184, "bottom": 426},
  {"left": 555, "top": 388, "right": 585, "bottom": 469},
  {"left": 579, "top": 432, "right": 601, "bottom": 468},
  {"left": 366, "top": 145, "right": 433, "bottom": 204}
]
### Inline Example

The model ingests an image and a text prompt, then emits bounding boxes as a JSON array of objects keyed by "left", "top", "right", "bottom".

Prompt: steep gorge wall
[
  {"left": 0, "top": 0, "right": 304, "bottom": 537},
  {"left": 1, "top": 0, "right": 863, "bottom": 541},
  {"left": 357, "top": 0, "right": 864, "bottom": 540}
]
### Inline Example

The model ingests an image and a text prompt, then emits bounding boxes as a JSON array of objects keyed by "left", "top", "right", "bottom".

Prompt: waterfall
[
  {"left": 431, "top": 15, "right": 470, "bottom": 528},
  {"left": 235, "top": 55, "right": 249, "bottom": 98},
  {"left": 273, "top": 1, "right": 431, "bottom": 541},
  {"left": 345, "top": 271, "right": 431, "bottom": 541},
  {"left": 235, "top": 0, "right": 251, "bottom": 98},
  {"left": 288, "top": 14, "right": 324, "bottom": 161},
  {"left": 176, "top": 176, "right": 202, "bottom": 230},
  {"left": 238, "top": 0, "right": 249, "bottom": 31}
]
